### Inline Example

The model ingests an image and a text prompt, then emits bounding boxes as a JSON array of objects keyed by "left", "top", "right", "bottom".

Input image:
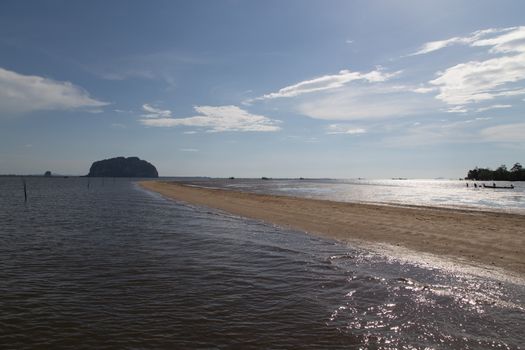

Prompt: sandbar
[{"left": 139, "top": 181, "right": 525, "bottom": 276}]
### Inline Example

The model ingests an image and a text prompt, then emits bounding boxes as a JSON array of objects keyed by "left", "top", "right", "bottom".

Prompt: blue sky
[{"left": 1, "top": 0, "right": 524, "bottom": 178}]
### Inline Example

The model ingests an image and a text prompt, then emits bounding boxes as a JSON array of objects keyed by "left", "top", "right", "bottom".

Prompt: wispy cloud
[
  {"left": 141, "top": 104, "right": 172, "bottom": 118},
  {"left": 247, "top": 68, "right": 400, "bottom": 102},
  {"left": 409, "top": 27, "right": 517, "bottom": 56},
  {"left": 476, "top": 104, "right": 512, "bottom": 112},
  {"left": 480, "top": 122, "right": 525, "bottom": 143},
  {"left": 446, "top": 106, "right": 468, "bottom": 113},
  {"left": 140, "top": 105, "right": 281, "bottom": 132},
  {"left": 471, "top": 27, "right": 525, "bottom": 54},
  {"left": 180, "top": 148, "right": 199, "bottom": 152},
  {"left": 297, "top": 84, "right": 435, "bottom": 121},
  {"left": 430, "top": 53, "right": 525, "bottom": 105},
  {"left": 414, "top": 27, "right": 525, "bottom": 106},
  {"left": 92, "top": 50, "right": 209, "bottom": 86},
  {"left": 326, "top": 124, "right": 366, "bottom": 135},
  {"left": 0, "top": 67, "right": 107, "bottom": 115},
  {"left": 243, "top": 26, "right": 525, "bottom": 124},
  {"left": 383, "top": 118, "right": 496, "bottom": 147},
  {"left": 412, "top": 86, "right": 438, "bottom": 94}
]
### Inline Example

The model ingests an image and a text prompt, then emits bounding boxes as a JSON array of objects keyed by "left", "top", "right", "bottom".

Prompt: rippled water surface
[{"left": 1, "top": 177, "right": 524, "bottom": 349}]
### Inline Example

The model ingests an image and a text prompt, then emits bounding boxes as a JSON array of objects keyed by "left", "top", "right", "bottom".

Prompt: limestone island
[{"left": 88, "top": 156, "right": 159, "bottom": 178}]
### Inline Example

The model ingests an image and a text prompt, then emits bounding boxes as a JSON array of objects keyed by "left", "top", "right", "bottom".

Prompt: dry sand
[{"left": 139, "top": 181, "right": 525, "bottom": 276}]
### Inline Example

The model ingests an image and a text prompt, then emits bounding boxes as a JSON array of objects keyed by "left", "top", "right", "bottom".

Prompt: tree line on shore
[{"left": 466, "top": 163, "right": 524, "bottom": 181}]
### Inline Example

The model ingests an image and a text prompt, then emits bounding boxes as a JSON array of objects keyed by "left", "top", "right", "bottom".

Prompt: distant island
[
  {"left": 88, "top": 156, "right": 159, "bottom": 178},
  {"left": 466, "top": 163, "right": 524, "bottom": 181}
]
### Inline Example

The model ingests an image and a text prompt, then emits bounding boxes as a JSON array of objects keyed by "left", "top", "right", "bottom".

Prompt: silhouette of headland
[{"left": 87, "top": 156, "right": 159, "bottom": 178}]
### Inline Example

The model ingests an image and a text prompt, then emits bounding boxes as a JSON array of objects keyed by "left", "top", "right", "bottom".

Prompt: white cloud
[
  {"left": 250, "top": 68, "right": 400, "bottom": 101},
  {"left": 180, "top": 148, "right": 199, "bottom": 152},
  {"left": 140, "top": 105, "right": 281, "bottom": 132},
  {"left": 183, "top": 131, "right": 197, "bottom": 134},
  {"left": 298, "top": 84, "right": 435, "bottom": 121},
  {"left": 0, "top": 67, "right": 108, "bottom": 115},
  {"left": 494, "top": 88, "right": 525, "bottom": 97},
  {"left": 412, "top": 86, "right": 437, "bottom": 94},
  {"left": 326, "top": 124, "right": 366, "bottom": 135},
  {"left": 241, "top": 26, "right": 525, "bottom": 125},
  {"left": 480, "top": 122, "right": 525, "bottom": 143},
  {"left": 410, "top": 27, "right": 517, "bottom": 55},
  {"left": 446, "top": 106, "right": 468, "bottom": 113},
  {"left": 345, "top": 39, "right": 354, "bottom": 44},
  {"left": 384, "top": 122, "right": 468, "bottom": 147},
  {"left": 410, "top": 27, "right": 525, "bottom": 107},
  {"left": 411, "top": 36, "right": 470, "bottom": 56},
  {"left": 383, "top": 118, "right": 496, "bottom": 147},
  {"left": 430, "top": 53, "right": 525, "bottom": 105},
  {"left": 476, "top": 104, "right": 512, "bottom": 112},
  {"left": 141, "top": 104, "right": 172, "bottom": 118},
  {"left": 472, "top": 26, "right": 525, "bottom": 53}
]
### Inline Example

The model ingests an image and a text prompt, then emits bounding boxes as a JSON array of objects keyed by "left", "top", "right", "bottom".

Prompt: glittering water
[
  {"left": 188, "top": 178, "right": 525, "bottom": 214},
  {"left": 1, "top": 177, "right": 523, "bottom": 349}
]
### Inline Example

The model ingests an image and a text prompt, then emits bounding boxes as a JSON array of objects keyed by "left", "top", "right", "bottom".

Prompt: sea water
[
  {"left": 188, "top": 178, "right": 525, "bottom": 214},
  {"left": 0, "top": 177, "right": 523, "bottom": 349}
]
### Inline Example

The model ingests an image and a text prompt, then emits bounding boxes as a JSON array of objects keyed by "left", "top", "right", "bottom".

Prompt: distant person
[
  {"left": 493, "top": 182, "right": 496, "bottom": 188},
  {"left": 474, "top": 183, "right": 477, "bottom": 188},
  {"left": 466, "top": 183, "right": 469, "bottom": 187}
]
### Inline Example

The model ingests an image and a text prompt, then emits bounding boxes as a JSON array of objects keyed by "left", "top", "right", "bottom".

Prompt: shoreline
[{"left": 139, "top": 181, "right": 525, "bottom": 277}]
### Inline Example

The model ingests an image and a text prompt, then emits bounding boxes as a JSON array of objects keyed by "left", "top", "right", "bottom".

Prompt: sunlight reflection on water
[
  {"left": 196, "top": 178, "right": 525, "bottom": 214},
  {"left": 0, "top": 177, "right": 523, "bottom": 349}
]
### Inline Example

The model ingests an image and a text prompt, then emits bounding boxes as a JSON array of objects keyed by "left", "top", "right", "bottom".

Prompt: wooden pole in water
[{"left": 22, "top": 178, "right": 27, "bottom": 202}]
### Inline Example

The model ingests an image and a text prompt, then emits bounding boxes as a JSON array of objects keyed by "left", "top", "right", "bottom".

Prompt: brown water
[{"left": 0, "top": 177, "right": 523, "bottom": 349}]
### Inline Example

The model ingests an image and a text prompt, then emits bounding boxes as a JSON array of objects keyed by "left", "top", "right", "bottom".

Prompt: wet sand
[{"left": 139, "top": 181, "right": 525, "bottom": 276}]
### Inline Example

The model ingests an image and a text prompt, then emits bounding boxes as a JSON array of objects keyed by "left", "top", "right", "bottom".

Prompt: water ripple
[{"left": 0, "top": 177, "right": 523, "bottom": 349}]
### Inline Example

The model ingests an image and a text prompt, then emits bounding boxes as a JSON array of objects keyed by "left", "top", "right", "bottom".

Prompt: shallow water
[
  {"left": 187, "top": 178, "right": 525, "bottom": 214},
  {"left": 0, "top": 177, "right": 523, "bottom": 349}
]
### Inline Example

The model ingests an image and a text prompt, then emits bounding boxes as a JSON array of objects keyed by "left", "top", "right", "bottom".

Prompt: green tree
[
  {"left": 494, "top": 165, "right": 509, "bottom": 181},
  {"left": 510, "top": 163, "right": 525, "bottom": 181},
  {"left": 511, "top": 163, "right": 522, "bottom": 172}
]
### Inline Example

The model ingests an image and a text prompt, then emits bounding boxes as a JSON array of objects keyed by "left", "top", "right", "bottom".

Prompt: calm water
[
  {"left": 186, "top": 178, "right": 525, "bottom": 214},
  {"left": 0, "top": 177, "right": 524, "bottom": 349}
]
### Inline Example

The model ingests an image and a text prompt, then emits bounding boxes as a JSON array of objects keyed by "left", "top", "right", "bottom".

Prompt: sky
[{"left": 1, "top": 0, "right": 524, "bottom": 178}]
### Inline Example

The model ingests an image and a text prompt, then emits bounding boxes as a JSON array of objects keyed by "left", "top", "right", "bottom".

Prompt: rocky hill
[{"left": 88, "top": 157, "right": 159, "bottom": 178}]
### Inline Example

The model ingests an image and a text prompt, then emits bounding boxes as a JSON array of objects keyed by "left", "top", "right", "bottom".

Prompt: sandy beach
[{"left": 140, "top": 181, "right": 525, "bottom": 276}]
